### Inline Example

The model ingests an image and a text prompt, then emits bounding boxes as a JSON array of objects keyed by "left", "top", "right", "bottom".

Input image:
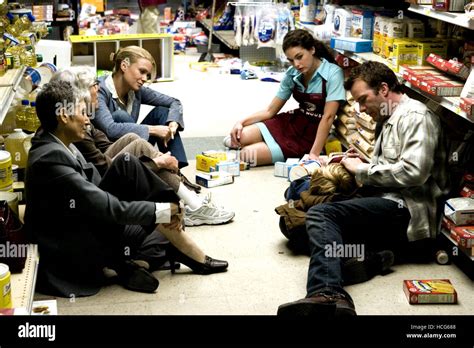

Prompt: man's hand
[
  {"left": 153, "top": 152, "right": 179, "bottom": 172},
  {"left": 341, "top": 156, "right": 364, "bottom": 175}
]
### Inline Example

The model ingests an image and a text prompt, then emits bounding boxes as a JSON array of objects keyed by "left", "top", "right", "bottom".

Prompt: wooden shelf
[
  {"left": 10, "top": 244, "right": 39, "bottom": 315},
  {"left": 198, "top": 19, "right": 239, "bottom": 50},
  {"left": 70, "top": 34, "right": 174, "bottom": 82},
  {"left": 408, "top": 4, "right": 474, "bottom": 30},
  {"left": 0, "top": 67, "right": 26, "bottom": 126}
]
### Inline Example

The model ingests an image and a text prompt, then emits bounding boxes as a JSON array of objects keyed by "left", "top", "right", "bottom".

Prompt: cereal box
[{"left": 403, "top": 279, "right": 457, "bottom": 304}]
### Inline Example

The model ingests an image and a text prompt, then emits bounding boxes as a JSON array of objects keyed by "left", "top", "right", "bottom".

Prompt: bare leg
[
  {"left": 236, "top": 125, "right": 273, "bottom": 166},
  {"left": 239, "top": 124, "right": 264, "bottom": 146},
  {"left": 240, "top": 142, "right": 273, "bottom": 166},
  {"left": 157, "top": 217, "right": 206, "bottom": 263}
]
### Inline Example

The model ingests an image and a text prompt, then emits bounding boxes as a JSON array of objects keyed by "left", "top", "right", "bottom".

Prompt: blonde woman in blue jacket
[{"left": 94, "top": 46, "right": 188, "bottom": 168}]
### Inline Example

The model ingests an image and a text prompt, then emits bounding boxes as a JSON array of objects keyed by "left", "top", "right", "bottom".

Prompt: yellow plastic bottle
[
  {"left": 4, "top": 128, "right": 32, "bottom": 169},
  {"left": 25, "top": 101, "right": 39, "bottom": 132},
  {"left": 15, "top": 100, "right": 29, "bottom": 130}
]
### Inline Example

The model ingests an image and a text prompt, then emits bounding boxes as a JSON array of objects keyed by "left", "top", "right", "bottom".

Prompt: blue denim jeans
[
  {"left": 112, "top": 106, "right": 188, "bottom": 168},
  {"left": 305, "top": 197, "right": 410, "bottom": 297}
]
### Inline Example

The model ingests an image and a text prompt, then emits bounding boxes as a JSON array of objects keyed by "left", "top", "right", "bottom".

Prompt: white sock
[{"left": 177, "top": 183, "right": 203, "bottom": 210}]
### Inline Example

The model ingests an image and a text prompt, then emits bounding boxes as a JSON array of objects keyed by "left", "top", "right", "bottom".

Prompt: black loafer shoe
[
  {"left": 277, "top": 292, "right": 356, "bottom": 317},
  {"left": 118, "top": 261, "right": 159, "bottom": 293}
]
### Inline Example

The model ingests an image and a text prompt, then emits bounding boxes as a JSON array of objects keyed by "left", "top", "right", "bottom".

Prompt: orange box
[{"left": 403, "top": 279, "right": 457, "bottom": 304}]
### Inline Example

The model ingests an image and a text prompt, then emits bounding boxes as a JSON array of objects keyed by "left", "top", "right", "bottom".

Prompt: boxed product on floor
[
  {"left": 445, "top": 197, "right": 474, "bottom": 225},
  {"left": 196, "top": 154, "right": 221, "bottom": 172},
  {"left": 330, "top": 37, "right": 373, "bottom": 53},
  {"left": 274, "top": 158, "right": 299, "bottom": 178},
  {"left": 195, "top": 151, "right": 230, "bottom": 172},
  {"left": 403, "top": 279, "right": 457, "bottom": 304},
  {"left": 195, "top": 171, "right": 234, "bottom": 188},
  {"left": 214, "top": 161, "right": 240, "bottom": 176},
  {"left": 201, "top": 150, "right": 228, "bottom": 160}
]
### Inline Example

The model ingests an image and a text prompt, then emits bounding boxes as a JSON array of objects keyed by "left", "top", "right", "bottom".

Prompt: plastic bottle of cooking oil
[
  {"left": 4, "top": 128, "right": 32, "bottom": 170},
  {"left": 19, "top": 45, "right": 37, "bottom": 67},
  {"left": 25, "top": 101, "right": 39, "bottom": 132},
  {"left": 15, "top": 100, "right": 29, "bottom": 130}
]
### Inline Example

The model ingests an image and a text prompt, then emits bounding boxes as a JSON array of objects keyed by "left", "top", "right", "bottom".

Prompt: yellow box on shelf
[{"left": 389, "top": 39, "right": 418, "bottom": 72}]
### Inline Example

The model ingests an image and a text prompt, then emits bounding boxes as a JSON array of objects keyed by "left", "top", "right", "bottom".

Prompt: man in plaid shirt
[{"left": 278, "top": 61, "right": 448, "bottom": 317}]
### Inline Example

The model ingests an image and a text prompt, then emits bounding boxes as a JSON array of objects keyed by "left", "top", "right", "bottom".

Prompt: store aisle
[{"left": 41, "top": 50, "right": 473, "bottom": 315}]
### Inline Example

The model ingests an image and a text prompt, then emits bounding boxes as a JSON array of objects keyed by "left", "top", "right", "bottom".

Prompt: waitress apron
[{"left": 264, "top": 79, "right": 327, "bottom": 158}]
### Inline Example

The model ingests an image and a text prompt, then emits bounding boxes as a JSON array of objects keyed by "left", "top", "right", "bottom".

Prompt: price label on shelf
[
  {"left": 424, "top": 8, "right": 431, "bottom": 15},
  {"left": 455, "top": 107, "right": 462, "bottom": 115}
]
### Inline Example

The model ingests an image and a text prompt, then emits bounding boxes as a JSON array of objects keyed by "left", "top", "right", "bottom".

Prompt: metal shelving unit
[
  {"left": 408, "top": 4, "right": 474, "bottom": 30},
  {"left": 199, "top": 18, "right": 239, "bottom": 50}
]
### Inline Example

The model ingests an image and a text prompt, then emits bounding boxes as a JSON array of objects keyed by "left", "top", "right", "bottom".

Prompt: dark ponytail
[{"left": 282, "top": 29, "right": 336, "bottom": 64}]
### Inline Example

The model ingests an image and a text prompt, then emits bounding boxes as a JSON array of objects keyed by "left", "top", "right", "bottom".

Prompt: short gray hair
[{"left": 51, "top": 66, "right": 96, "bottom": 102}]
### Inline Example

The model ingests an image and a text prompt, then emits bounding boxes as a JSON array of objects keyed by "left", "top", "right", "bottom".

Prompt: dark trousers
[
  {"left": 142, "top": 106, "right": 188, "bottom": 168},
  {"left": 98, "top": 154, "right": 179, "bottom": 270},
  {"left": 305, "top": 197, "right": 410, "bottom": 298}
]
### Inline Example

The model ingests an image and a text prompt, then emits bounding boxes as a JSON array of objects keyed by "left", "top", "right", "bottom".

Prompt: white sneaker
[
  {"left": 201, "top": 192, "right": 212, "bottom": 205},
  {"left": 184, "top": 202, "right": 235, "bottom": 226}
]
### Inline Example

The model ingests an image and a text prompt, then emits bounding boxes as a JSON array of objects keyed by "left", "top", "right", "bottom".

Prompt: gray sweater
[{"left": 93, "top": 75, "right": 184, "bottom": 140}]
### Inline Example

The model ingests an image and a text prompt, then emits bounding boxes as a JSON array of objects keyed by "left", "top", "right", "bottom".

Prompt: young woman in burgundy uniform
[{"left": 225, "top": 29, "right": 346, "bottom": 166}]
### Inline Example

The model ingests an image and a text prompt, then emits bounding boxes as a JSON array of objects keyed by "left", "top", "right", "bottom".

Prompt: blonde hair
[
  {"left": 110, "top": 45, "right": 157, "bottom": 80},
  {"left": 309, "top": 163, "right": 356, "bottom": 195}
]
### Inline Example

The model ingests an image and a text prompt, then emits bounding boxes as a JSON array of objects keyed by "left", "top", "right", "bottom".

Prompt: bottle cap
[{"left": 0, "top": 263, "right": 10, "bottom": 278}]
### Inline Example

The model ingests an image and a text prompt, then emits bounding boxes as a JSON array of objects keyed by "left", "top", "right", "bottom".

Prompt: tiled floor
[{"left": 38, "top": 49, "right": 473, "bottom": 315}]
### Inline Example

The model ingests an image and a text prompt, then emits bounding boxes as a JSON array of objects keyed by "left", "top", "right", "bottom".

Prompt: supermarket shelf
[
  {"left": 408, "top": 4, "right": 474, "bottom": 30},
  {"left": 402, "top": 80, "right": 473, "bottom": 123},
  {"left": 0, "top": 67, "right": 26, "bottom": 125},
  {"left": 334, "top": 49, "right": 473, "bottom": 123},
  {"left": 441, "top": 229, "right": 474, "bottom": 261},
  {"left": 11, "top": 244, "right": 40, "bottom": 315},
  {"left": 199, "top": 19, "right": 239, "bottom": 50}
]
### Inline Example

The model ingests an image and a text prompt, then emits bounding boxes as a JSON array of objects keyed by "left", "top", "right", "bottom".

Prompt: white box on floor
[
  {"left": 215, "top": 161, "right": 240, "bottom": 176},
  {"left": 196, "top": 171, "right": 234, "bottom": 188},
  {"left": 274, "top": 158, "right": 299, "bottom": 178}
]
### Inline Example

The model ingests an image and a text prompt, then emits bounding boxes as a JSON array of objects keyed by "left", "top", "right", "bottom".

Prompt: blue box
[{"left": 330, "top": 37, "right": 373, "bottom": 53}]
